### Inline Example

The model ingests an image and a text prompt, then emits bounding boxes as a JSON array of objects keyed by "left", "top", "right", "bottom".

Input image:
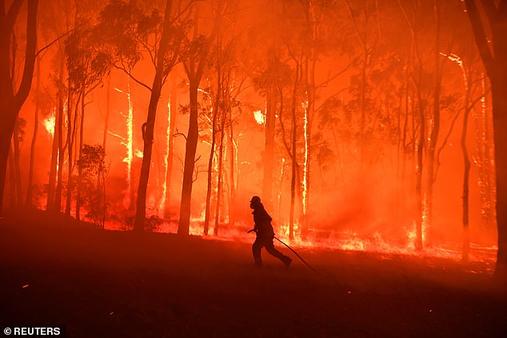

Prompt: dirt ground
[{"left": 1, "top": 212, "right": 506, "bottom": 338}]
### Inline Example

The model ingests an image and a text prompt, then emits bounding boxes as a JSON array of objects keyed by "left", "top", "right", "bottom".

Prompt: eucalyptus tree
[
  {"left": 0, "top": 0, "right": 39, "bottom": 214},
  {"left": 464, "top": 0, "right": 507, "bottom": 274},
  {"left": 96, "top": 0, "right": 188, "bottom": 231}
]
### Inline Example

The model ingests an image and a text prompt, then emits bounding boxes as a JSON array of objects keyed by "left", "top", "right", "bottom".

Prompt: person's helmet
[{"left": 250, "top": 196, "right": 261, "bottom": 205}]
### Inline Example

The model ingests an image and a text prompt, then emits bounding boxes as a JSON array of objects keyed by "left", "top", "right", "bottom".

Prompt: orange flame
[
  {"left": 114, "top": 84, "right": 134, "bottom": 209},
  {"left": 302, "top": 99, "right": 309, "bottom": 216},
  {"left": 253, "top": 110, "right": 265, "bottom": 125},
  {"left": 43, "top": 111, "right": 56, "bottom": 136},
  {"left": 159, "top": 98, "right": 171, "bottom": 217}
]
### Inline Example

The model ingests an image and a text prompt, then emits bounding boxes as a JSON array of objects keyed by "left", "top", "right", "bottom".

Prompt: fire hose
[
  {"left": 274, "top": 236, "right": 317, "bottom": 273},
  {"left": 248, "top": 229, "right": 317, "bottom": 273}
]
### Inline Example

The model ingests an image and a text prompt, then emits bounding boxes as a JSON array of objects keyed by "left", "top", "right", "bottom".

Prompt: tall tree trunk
[
  {"left": 178, "top": 78, "right": 200, "bottom": 235},
  {"left": 55, "top": 85, "right": 65, "bottom": 212},
  {"left": 0, "top": 126, "right": 13, "bottom": 213},
  {"left": 13, "top": 122, "right": 22, "bottom": 206},
  {"left": 492, "top": 77, "right": 507, "bottom": 271},
  {"left": 8, "top": 143, "right": 16, "bottom": 208},
  {"left": 214, "top": 112, "right": 226, "bottom": 235},
  {"left": 424, "top": 0, "right": 442, "bottom": 244},
  {"left": 178, "top": 7, "right": 209, "bottom": 235},
  {"left": 0, "top": 0, "right": 38, "bottom": 214},
  {"left": 415, "top": 67, "right": 425, "bottom": 251},
  {"left": 26, "top": 58, "right": 40, "bottom": 207},
  {"left": 263, "top": 89, "right": 275, "bottom": 210},
  {"left": 76, "top": 90, "right": 85, "bottom": 221},
  {"left": 65, "top": 84, "right": 74, "bottom": 216},
  {"left": 228, "top": 118, "right": 236, "bottom": 226},
  {"left": 65, "top": 89, "right": 82, "bottom": 216},
  {"left": 133, "top": 0, "right": 173, "bottom": 232},
  {"left": 289, "top": 62, "right": 301, "bottom": 240},
  {"left": 464, "top": 0, "right": 507, "bottom": 273},
  {"left": 481, "top": 73, "right": 495, "bottom": 227},
  {"left": 204, "top": 84, "right": 219, "bottom": 235},
  {"left": 46, "top": 106, "right": 58, "bottom": 210},
  {"left": 103, "top": 76, "right": 110, "bottom": 151},
  {"left": 461, "top": 75, "right": 471, "bottom": 262},
  {"left": 133, "top": 73, "right": 164, "bottom": 231},
  {"left": 301, "top": 55, "right": 316, "bottom": 237}
]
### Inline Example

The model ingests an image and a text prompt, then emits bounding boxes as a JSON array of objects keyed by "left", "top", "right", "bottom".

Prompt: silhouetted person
[{"left": 248, "top": 196, "right": 292, "bottom": 268}]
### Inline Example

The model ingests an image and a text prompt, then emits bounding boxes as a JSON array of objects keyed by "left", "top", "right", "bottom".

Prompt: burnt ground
[{"left": 1, "top": 212, "right": 506, "bottom": 338}]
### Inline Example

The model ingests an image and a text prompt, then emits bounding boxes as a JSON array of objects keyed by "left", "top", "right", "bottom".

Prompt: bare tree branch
[
  {"left": 174, "top": 131, "right": 187, "bottom": 141},
  {"left": 112, "top": 64, "right": 152, "bottom": 92},
  {"left": 36, "top": 27, "right": 77, "bottom": 58}
]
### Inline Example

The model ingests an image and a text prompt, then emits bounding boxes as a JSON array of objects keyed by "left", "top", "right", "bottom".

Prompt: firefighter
[{"left": 248, "top": 196, "right": 292, "bottom": 268}]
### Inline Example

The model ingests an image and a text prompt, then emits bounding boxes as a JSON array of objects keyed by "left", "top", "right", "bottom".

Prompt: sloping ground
[{"left": 1, "top": 212, "right": 506, "bottom": 338}]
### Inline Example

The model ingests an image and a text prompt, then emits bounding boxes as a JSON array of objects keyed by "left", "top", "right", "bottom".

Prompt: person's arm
[
  {"left": 253, "top": 214, "right": 259, "bottom": 232},
  {"left": 247, "top": 213, "right": 259, "bottom": 233}
]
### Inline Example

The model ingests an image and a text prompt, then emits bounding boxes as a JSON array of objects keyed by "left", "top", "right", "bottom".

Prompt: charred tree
[
  {"left": 76, "top": 91, "right": 85, "bottom": 220},
  {"left": 204, "top": 74, "right": 220, "bottom": 236},
  {"left": 25, "top": 58, "right": 40, "bottom": 207},
  {"left": 12, "top": 118, "right": 24, "bottom": 207},
  {"left": 54, "top": 74, "right": 65, "bottom": 213},
  {"left": 228, "top": 108, "right": 236, "bottom": 226},
  {"left": 461, "top": 64, "right": 472, "bottom": 262},
  {"left": 102, "top": 76, "right": 110, "bottom": 151},
  {"left": 64, "top": 79, "right": 75, "bottom": 216},
  {"left": 178, "top": 9, "right": 212, "bottom": 235},
  {"left": 424, "top": 0, "right": 443, "bottom": 243},
  {"left": 133, "top": 0, "right": 180, "bottom": 232},
  {"left": 465, "top": 0, "right": 507, "bottom": 274},
  {"left": 289, "top": 60, "right": 302, "bottom": 240},
  {"left": 0, "top": 0, "right": 38, "bottom": 214},
  {"left": 179, "top": 52, "right": 206, "bottom": 235},
  {"left": 214, "top": 108, "right": 226, "bottom": 235},
  {"left": 95, "top": 0, "right": 183, "bottom": 230}
]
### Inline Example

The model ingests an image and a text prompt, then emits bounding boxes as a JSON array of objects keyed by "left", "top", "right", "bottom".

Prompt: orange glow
[
  {"left": 8, "top": 0, "right": 500, "bottom": 275},
  {"left": 159, "top": 98, "right": 171, "bottom": 217},
  {"left": 4, "top": 6, "right": 507, "bottom": 338},
  {"left": 302, "top": 99, "right": 309, "bottom": 216},
  {"left": 253, "top": 110, "right": 265, "bottom": 125},
  {"left": 43, "top": 110, "right": 55, "bottom": 136}
]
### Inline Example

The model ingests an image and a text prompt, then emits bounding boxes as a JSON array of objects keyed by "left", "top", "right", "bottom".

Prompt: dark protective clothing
[
  {"left": 252, "top": 207, "right": 274, "bottom": 237},
  {"left": 251, "top": 205, "right": 291, "bottom": 267}
]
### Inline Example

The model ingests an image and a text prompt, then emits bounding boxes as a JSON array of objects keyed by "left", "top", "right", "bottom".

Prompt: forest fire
[
  {"left": 2, "top": 0, "right": 507, "bottom": 336},
  {"left": 0, "top": 0, "right": 502, "bottom": 266}
]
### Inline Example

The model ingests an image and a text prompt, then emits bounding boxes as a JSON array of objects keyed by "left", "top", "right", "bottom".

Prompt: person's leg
[
  {"left": 265, "top": 239, "right": 291, "bottom": 266},
  {"left": 252, "top": 238, "right": 263, "bottom": 266}
]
